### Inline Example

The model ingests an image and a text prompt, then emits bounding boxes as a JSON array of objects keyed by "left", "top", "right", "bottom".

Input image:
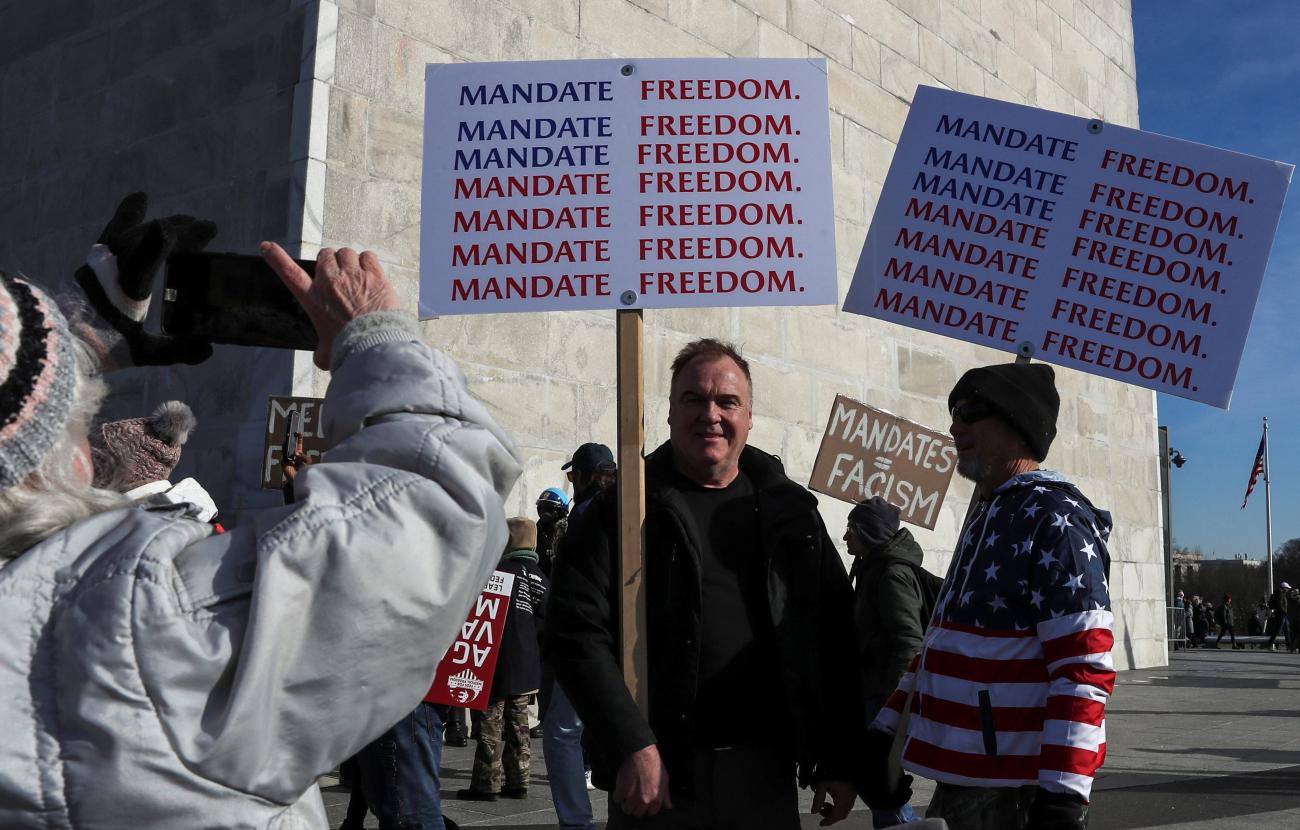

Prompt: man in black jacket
[{"left": 546, "top": 339, "right": 862, "bottom": 829}]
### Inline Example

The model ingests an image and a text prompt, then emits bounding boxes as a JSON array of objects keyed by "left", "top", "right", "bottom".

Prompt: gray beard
[{"left": 956, "top": 452, "right": 989, "bottom": 483}]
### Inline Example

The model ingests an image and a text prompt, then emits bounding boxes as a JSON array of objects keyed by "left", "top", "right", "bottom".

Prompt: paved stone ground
[{"left": 323, "top": 649, "right": 1300, "bottom": 828}]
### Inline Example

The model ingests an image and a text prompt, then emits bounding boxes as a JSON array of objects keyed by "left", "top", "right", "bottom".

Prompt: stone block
[
  {"left": 465, "top": 366, "right": 574, "bottom": 448},
  {"left": 734, "top": 0, "right": 787, "bottom": 27},
  {"left": 790, "top": 313, "right": 869, "bottom": 374},
  {"left": 755, "top": 18, "right": 808, "bottom": 58},
  {"left": 953, "top": 50, "right": 986, "bottom": 95},
  {"left": 1058, "top": 19, "right": 1107, "bottom": 84},
  {"left": 880, "top": 45, "right": 940, "bottom": 101},
  {"left": 896, "top": 345, "right": 958, "bottom": 398},
  {"left": 544, "top": 312, "right": 617, "bottom": 383},
  {"left": 372, "top": 24, "right": 453, "bottom": 114},
  {"left": 340, "top": 0, "right": 378, "bottom": 16},
  {"left": 832, "top": 164, "right": 866, "bottom": 227},
  {"left": 1072, "top": 4, "right": 1127, "bottom": 75},
  {"left": 334, "top": 10, "right": 378, "bottom": 97},
  {"left": 577, "top": 383, "right": 619, "bottom": 451},
  {"left": 580, "top": 0, "right": 715, "bottom": 57},
  {"left": 888, "top": 0, "right": 942, "bottom": 30},
  {"left": 367, "top": 103, "right": 422, "bottom": 180},
  {"left": 57, "top": 30, "right": 112, "bottom": 102},
  {"left": 327, "top": 87, "right": 369, "bottom": 169},
  {"left": 827, "top": 62, "right": 909, "bottom": 137},
  {"left": 937, "top": 4, "right": 995, "bottom": 70},
  {"left": 733, "top": 306, "right": 787, "bottom": 362},
  {"left": 781, "top": 424, "right": 825, "bottom": 483},
  {"left": 667, "top": 0, "right": 760, "bottom": 55},
  {"left": 750, "top": 360, "right": 816, "bottom": 426},
  {"left": 627, "top": 0, "right": 670, "bottom": 17},
  {"left": 788, "top": 0, "right": 854, "bottom": 67},
  {"left": 1012, "top": 11, "right": 1053, "bottom": 75},
  {"left": 848, "top": 0, "right": 920, "bottom": 64},
  {"left": 497, "top": 0, "right": 581, "bottom": 34},
  {"left": 648, "top": 305, "right": 736, "bottom": 342},
  {"left": 3, "top": 46, "right": 58, "bottom": 120},
  {"left": 850, "top": 28, "right": 883, "bottom": 83},
  {"left": 530, "top": 19, "right": 604, "bottom": 59},
  {"left": 918, "top": 28, "right": 959, "bottom": 89},
  {"left": 995, "top": 40, "right": 1037, "bottom": 98},
  {"left": 0, "top": 0, "right": 91, "bottom": 63}
]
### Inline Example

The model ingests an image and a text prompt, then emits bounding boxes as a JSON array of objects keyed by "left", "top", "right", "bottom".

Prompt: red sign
[{"left": 425, "top": 570, "right": 515, "bottom": 710}]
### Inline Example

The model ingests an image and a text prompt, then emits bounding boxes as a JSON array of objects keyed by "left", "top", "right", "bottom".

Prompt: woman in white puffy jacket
[{"left": 0, "top": 201, "right": 520, "bottom": 829}]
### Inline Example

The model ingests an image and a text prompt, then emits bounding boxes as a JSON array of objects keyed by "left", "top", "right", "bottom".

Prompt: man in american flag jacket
[{"left": 863, "top": 363, "right": 1114, "bottom": 830}]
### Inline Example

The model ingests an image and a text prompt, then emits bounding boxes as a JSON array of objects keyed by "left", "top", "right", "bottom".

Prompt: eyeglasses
[{"left": 950, "top": 400, "right": 995, "bottom": 425}]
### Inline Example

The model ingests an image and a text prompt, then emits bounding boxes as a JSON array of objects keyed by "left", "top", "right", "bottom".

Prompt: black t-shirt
[{"left": 673, "top": 468, "right": 784, "bottom": 748}]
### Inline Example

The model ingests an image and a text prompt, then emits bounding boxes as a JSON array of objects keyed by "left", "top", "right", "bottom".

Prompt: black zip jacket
[{"left": 544, "top": 442, "right": 865, "bottom": 793}]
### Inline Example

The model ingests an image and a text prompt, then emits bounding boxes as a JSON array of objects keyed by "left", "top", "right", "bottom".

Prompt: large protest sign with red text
[
  {"left": 426, "top": 570, "right": 515, "bottom": 711},
  {"left": 843, "top": 86, "right": 1292, "bottom": 408},
  {"left": 420, "top": 58, "right": 836, "bottom": 316}
]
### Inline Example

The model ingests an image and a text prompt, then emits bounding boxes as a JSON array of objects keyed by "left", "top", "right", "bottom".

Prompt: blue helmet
[{"left": 537, "top": 486, "right": 571, "bottom": 511}]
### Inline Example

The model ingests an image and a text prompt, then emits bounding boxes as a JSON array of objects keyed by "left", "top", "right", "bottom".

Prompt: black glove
[
  {"left": 859, "top": 728, "right": 913, "bottom": 810},
  {"left": 1027, "top": 789, "right": 1088, "bottom": 830},
  {"left": 75, "top": 192, "right": 217, "bottom": 366}
]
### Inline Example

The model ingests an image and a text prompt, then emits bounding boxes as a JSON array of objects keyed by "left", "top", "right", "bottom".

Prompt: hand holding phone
[{"left": 260, "top": 243, "right": 401, "bottom": 370}]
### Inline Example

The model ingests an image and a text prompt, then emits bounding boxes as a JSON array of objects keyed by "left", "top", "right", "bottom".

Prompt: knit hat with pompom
[{"left": 91, "top": 400, "right": 197, "bottom": 491}]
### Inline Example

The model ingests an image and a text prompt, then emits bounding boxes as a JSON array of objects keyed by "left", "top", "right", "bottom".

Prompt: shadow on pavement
[{"left": 1092, "top": 764, "right": 1300, "bottom": 829}]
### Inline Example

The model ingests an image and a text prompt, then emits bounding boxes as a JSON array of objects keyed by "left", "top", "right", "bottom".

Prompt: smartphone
[
  {"left": 160, "top": 251, "right": 318, "bottom": 351},
  {"left": 282, "top": 408, "right": 303, "bottom": 462}
]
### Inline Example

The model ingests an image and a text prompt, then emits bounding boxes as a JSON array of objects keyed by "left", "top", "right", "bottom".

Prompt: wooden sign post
[{"left": 616, "top": 309, "right": 648, "bottom": 715}]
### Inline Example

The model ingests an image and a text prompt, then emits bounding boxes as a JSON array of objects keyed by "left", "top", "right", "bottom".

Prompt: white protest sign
[
  {"left": 420, "top": 58, "right": 836, "bottom": 317},
  {"left": 843, "top": 86, "right": 1293, "bottom": 408}
]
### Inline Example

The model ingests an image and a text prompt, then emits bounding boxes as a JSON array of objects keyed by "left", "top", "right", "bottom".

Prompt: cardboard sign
[
  {"left": 420, "top": 58, "right": 836, "bottom": 317},
  {"left": 426, "top": 570, "right": 516, "bottom": 710},
  {"left": 810, "top": 395, "right": 958, "bottom": 529},
  {"left": 261, "top": 396, "right": 328, "bottom": 490},
  {"left": 843, "top": 86, "right": 1293, "bottom": 408}
]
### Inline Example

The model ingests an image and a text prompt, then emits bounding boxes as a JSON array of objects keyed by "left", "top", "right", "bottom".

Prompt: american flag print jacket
[{"left": 871, "top": 470, "right": 1115, "bottom": 802}]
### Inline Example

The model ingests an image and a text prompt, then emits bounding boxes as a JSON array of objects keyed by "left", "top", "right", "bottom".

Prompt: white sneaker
[{"left": 585, "top": 770, "right": 595, "bottom": 791}]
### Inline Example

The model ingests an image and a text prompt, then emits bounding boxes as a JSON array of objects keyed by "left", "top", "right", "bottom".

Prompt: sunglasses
[{"left": 950, "top": 400, "right": 995, "bottom": 425}]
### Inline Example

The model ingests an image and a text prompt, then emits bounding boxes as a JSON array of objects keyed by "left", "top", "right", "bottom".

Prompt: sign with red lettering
[
  {"left": 426, "top": 570, "right": 515, "bottom": 711},
  {"left": 844, "top": 86, "right": 1293, "bottom": 408},
  {"left": 809, "top": 395, "right": 957, "bottom": 529},
  {"left": 420, "top": 59, "right": 836, "bottom": 316}
]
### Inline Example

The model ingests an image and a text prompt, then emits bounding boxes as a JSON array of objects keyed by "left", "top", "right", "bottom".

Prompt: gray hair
[{"left": 0, "top": 338, "right": 127, "bottom": 561}]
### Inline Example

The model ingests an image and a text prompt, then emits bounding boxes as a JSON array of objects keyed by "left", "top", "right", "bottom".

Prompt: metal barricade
[{"left": 1167, "top": 606, "right": 1188, "bottom": 650}]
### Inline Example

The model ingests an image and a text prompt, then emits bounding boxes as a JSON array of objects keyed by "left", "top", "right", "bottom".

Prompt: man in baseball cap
[{"left": 563, "top": 442, "right": 616, "bottom": 504}]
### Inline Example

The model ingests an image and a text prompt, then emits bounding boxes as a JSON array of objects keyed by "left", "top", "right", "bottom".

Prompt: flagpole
[{"left": 1264, "top": 416, "right": 1274, "bottom": 593}]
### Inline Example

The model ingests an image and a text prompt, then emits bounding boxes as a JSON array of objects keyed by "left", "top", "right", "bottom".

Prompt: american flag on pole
[{"left": 1241, "top": 432, "right": 1267, "bottom": 509}]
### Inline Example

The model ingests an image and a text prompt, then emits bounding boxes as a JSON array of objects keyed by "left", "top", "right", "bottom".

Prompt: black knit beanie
[
  {"left": 848, "top": 496, "right": 901, "bottom": 550},
  {"left": 949, "top": 363, "right": 1059, "bottom": 461}
]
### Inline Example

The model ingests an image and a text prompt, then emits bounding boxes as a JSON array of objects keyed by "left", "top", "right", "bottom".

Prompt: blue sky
[{"left": 1132, "top": 1, "right": 1300, "bottom": 557}]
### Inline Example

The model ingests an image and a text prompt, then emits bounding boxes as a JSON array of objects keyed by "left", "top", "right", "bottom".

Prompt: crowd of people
[
  {"left": 1174, "top": 584, "right": 1298, "bottom": 651},
  {"left": 0, "top": 195, "right": 1124, "bottom": 829}
]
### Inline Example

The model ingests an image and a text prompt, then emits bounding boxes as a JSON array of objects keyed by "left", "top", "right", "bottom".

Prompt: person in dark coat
[
  {"left": 844, "top": 496, "right": 929, "bottom": 829},
  {"left": 459, "top": 517, "right": 549, "bottom": 801},
  {"left": 1215, "top": 594, "right": 1238, "bottom": 648},
  {"left": 546, "top": 339, "right": 863, "bottom": 829}
]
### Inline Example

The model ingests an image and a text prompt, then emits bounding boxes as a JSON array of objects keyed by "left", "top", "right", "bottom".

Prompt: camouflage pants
[
  {"left": 470, "top": 694, "right": 532, "bottom": 792},
  {"left": 925, "top": 783, "right": 1045, "bottom": 830}
]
